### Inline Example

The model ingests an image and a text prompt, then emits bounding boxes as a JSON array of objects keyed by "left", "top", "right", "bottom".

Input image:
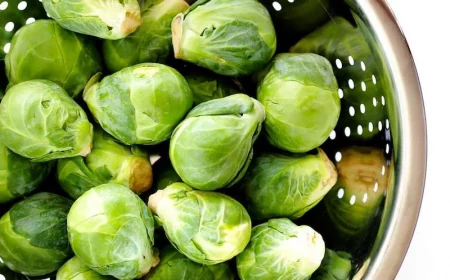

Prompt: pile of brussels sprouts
[{"left": 0, "top": 0, "right": 388, "bottom": 279}]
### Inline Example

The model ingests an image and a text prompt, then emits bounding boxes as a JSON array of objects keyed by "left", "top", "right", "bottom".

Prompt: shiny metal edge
[{"left": 352, "top": 0, "right": 428, "bottom": 279}]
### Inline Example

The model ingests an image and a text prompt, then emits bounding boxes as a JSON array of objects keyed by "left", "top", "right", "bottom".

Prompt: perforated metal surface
[{"left": 0, "top": 0, "right": 426, "bottom": 279}]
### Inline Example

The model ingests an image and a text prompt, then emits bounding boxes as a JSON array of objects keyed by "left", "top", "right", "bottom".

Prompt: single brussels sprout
[
  {"left": 103, "top": 0, "right": 190, "bottom": 73},
  {"left": 184, "top": 68, "right": 240, "bottom": 105},
  {"left": 84, "top": 63, "right": 193, "bottom": 145},
  {"left": 311, "top": 249, "right": 352, "bottom": 280},
  {"left": 169, "top": 94, "right": 265, "bottom": 191},
  {"left": 290, "top": 17, "right": 386, "bottom": 141},
  {"left": 143, "top": 246, "right": 235, "bottom": 280},
  {"left": 57, "top": 256, "right": 114, "bottom": 280},
  {"left": 242, "top": 149, "right": 337, "bottom": 220},
  {"left": 259, "top": 0, "right": 333, "bottom": 48},
  {"left": 57, "top": 128, "right": 153, "bottom": 199},
  {"left": 5, "top": 20, "right": 103, "bottom": 98},
  {"left": 0, "top": 143, "right": 53, "bottom": 204},
  {"left": 172, "top": 0, "right": 277, "bottom": 76},
  {"left": 322, "top": 147, "right": 388, "bottom": 250},
  {"left": 0, "top": 193, "right": 73, "bottom": 276},
  {"left": 148, "top": 183, "right": 252, "bottom": 265},
  {"left": 152, "top": 158, "right": 182, "bottom": 191},
  {"left": 68, "top": 184, "right": 157, "bottom": 279},
  {"left": 236, "top": 218, "right": 325, "bottom": 280},
  {"left": 0, "top": 80, "right": 94, "bottom": 162},
  {"left": 42, "top": 0, "right": 142, "bottom": 40},
  {"left": 257, "top": 53, "right": 340, "bottom": 153}
]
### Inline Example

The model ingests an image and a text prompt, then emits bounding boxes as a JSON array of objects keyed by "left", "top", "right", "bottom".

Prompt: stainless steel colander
[{"left": 0, "top": 0, "right": 427, "bottom": 279}]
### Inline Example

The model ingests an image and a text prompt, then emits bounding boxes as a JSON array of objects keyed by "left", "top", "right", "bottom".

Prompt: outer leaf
[
  {"left": 0, "top": 143, "right": 53, "bottom": 204},
  {"left": 236, "top": 219, "right": 325, "bottom": 280},
  {"left": 169, "top": 94, "right": 265, "bottom": 191},
  {"left": 256, "top": 53, "right": 340, "bottom": 153},
  {"left": 148, "top": 183, "right": 252, "bottom": 265},
  {"left": 0, "top": 193, "right": 73, "bottom": 277},
  {"left": 67, "top": 184, "right": 156, "bottom": 280},
  {"left": 0, "top": 80, "right": 94, "bottom": 162},
  {"left": 83, "top": 63, "right": 193, "bottom": 145},
  {"left": 242, "top": 149, "right": 337, "bottom": 220},
  {"left": 42, "top": 0, "right": 142, "bottom": 40},
  {"left": 172, "top": 0, "right": 276, "bottom": 76},
  {"left": 5, "top": 20, "right": 102, "bottom": 98}
]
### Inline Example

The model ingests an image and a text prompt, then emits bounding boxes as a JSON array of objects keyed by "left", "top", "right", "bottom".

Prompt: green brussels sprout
[
  {"left": 68, "top": 184, "right": 157, "bottom": 279},
  {"left": 57, "top": 128, "right": 153, "bottom": 199},
  {"left": 184, "top": 68, "right": 240, "bottom": 105},
  {"left": 5, "top": 20, "right": 103, "bottom": 98},
  {"left": 311, "top": 249, "right": 352, "bottom": 280},
  {"left": 257, "top": 53, "right": 340, "bottom": 153},
  {"left": 152, "top": 158, "right": 182, "bottom": 191},
  {"left": 143, "top": 246, "right": 234, "bottom": 280},
  {"left": 169, "top": 94, "right": 265, "bottom": 191},
  {"left": 0, "top": 80, "right": 93, "bottom": 162},
  {"left": 0, "top": 143, "right": 53, "bottom": 204},
  {"left": 236, "top": 218, "right": 325, "bottom": 280},
  {"left": 259, "top": 0, "right": 333, "bottom": 48},
  {"left": 148, "top": 183, "right": 252, "bottom": 265},
  {"left": 290, "top": 17, "right": 386, "bottom": 141},
  {"left": 56, "top": 256, "right": 114, "bottom": 280},
  {"left": 103, "top": 0, "right": 190, "bottom": 73},
  {"left": 172, "top": 0, "right": 277, "bottom": 76},
  {"left": 321, "top": 147, "right": 388, "bottom": 250},
  {"left": 0, "top": 193, "right": 73, "bottom": 276},
  {"left": 84, "top": 63, "right": 193, "bottom": 145},
  {"left": 42, "top": 0, "right": 142, "bottom": 40},
  {"left": 242, "top": 149, "right": 337, "bottom": 220}
]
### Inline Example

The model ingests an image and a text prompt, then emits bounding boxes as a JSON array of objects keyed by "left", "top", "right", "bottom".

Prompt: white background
[{"left": 387, "top": 0, "right": 450, "bottom": 279}]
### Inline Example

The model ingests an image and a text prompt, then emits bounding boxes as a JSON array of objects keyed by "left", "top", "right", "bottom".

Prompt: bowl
[{"left": 0, "top": 0, "right": 427, "bottom": 279}]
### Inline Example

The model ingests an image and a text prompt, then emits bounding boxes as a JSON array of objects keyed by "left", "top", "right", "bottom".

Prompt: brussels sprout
[
  {"left": 57, "top": 128, "right": 153, "bottom": 199},
  {"left": 68, "top": 184, "right": 157, "bottom": 279},
  {"left": 84, "top": 63, "right": 193, "bottom": 145},
  {"left": 152, "top": 158, "right": 182, "bottom": 191},
  {"left": 5, "top": 20, "right": 102, "bottom": 98},
  {"left": 184, "top": 68, "right": 240, "bottom": 105},
  {"left": 236, "top": 218, "right": 325, "bottom": 280},
  {"left": 0, "top": 143, "right": 53, "bottom": 204},
  {"left": 311, "top": 249, "right": 352, "bottom": 280},
  {"left": 103, "top": 0, "right": 190, "bottom": 73},
  {"left": 0, "top": 80, "right": 94, "bottom": 162},
  {"left": 290, "top": 17, "right": 386, "bottom": 141},
  {"left": 257, "top": 53, "right": 340, "bottom": 153},
  {"left": 169, "top": 94, "right": 265, "bottom": 191},
  {"left": 242, "top": 149, "right": 337, "bottom": 220},
  {"left": 42, "top": 0, "right": 142, "bottom": 40},
  {"left": 322, "top": 147, "right": 388, "bottom": 249},
  {"left": 143, "top": 246, "right": 234, "bottom": 280},
  {"left": 148, "top": 183, "right": 252, "bottom": 265},
  {"left": 0, "top": 193, "right": 73, "bottom": 276},
  {"left": 259, "top": 0, "right": 333, "bottom": 48},
  {"left": 172, "top": 0, "right": 277, "bottom": 76},
  {"left": 56, "top": 256, "right": 114, "bottom": 280}
]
